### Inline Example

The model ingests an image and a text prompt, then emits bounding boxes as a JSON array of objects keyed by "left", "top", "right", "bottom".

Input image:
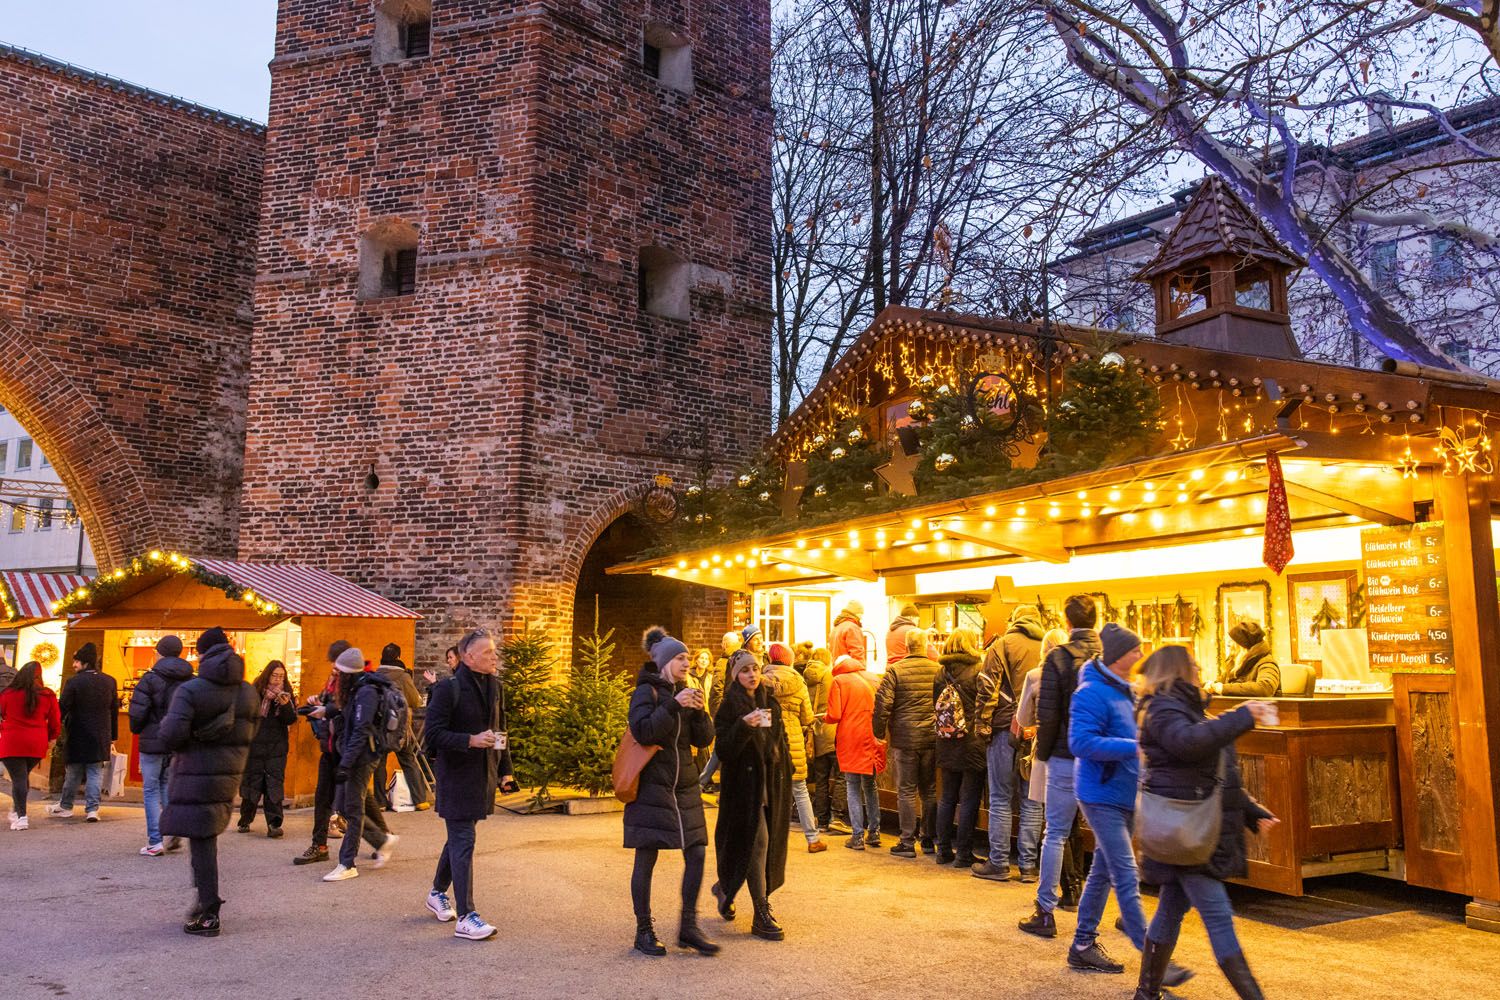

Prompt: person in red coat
[
  {"left": 824, "top": 654, "right": 882, "bottom": 850},
  {"left": 0, "top": 662, "right": 62, "bottom": 830},
  {"left": 829, "top": 601, "right": 868, "bottom": 669}
]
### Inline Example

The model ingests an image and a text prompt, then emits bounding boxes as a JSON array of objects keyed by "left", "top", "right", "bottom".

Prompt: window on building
[
  {"left": 0, "top": 441, "right": 7, "bottom": 472},
  {"left": 38, "top": 498, "right": 53, "bottom": 530},
  {"left": 1432, "top": 235, "right": 1462, "bottom": 283},
  {"left": 358, "top": 222, "right": 420, "bottom": 300},
  {"left": 643, "top": 22, "right": 693, "bottom": 95},
  {"left": 373, "top": 0, "right": 433, "bottom": 65},
  {"left": 637, "top": 246, "right": 691, "bottom": 320},
  {"left": 15, "top": 438, "right": 32, "bottom": 470},
  {"left": 40, "top": 451, "right": 50, "bottom": 468},
  {"left": 7, "top": 506, "right": 24, "bottom": 533},
  {"left": 1370, "top": 241, "right": 1399, "bottom": 291},
  {"left": 65, "top": 500, "right": 77, "bottom": 528},
  {"left": 1441, "top": 339, "right": 1472, "bottom": 367}
]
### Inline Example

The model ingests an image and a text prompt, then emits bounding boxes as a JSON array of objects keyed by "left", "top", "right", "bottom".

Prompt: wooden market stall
[
  {"left": 1, "top": 570, "right": 91, "bottom": 691},
  {"left": 48, "top": 553, "right": 420, "bottom": 803}
]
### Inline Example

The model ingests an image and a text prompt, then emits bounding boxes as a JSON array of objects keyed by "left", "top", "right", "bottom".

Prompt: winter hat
[
  {"left": 196, "top": 628, "right": 229, "bottom": 655},
  {"left": 327, "top": 639, "right": 351, "bottom": 664},
  {"left": 155, "top": 635, "right": 184, "bottom": 657},
  {"left": 73, "top": 642, "right": 98, "bottom": 669},
  {"left": 380, "top": 642, "right": 402, "bottom": 666},
  {"left": 335, "top": 647, "right": 367, "bottom": 674},
  {"left": 899, "top": 603, "right": 919, "bottom": 619},
  {"left": 843, "top": 600, "right": 864, "bottom": 618},
  {"left": 741, "top": 623, "right": 761, "bottom": 645},
  {"left": 726, "top": 648, "right": 761, "bottom": 686},
  {"left": 1100, "top": 622, "right": 1142, "bottom": 667},
  {"left": 1229, "top": 621, "right": 1265, "bottom": 650},
  {"left": 642, "top": 626, "right": 688, "bottom": 672},
  {"left": 767, "top": 642, "right": 793, "bottom": 666}
]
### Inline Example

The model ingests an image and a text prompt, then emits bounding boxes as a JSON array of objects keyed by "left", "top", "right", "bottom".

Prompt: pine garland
[
  {"left": 49, "top": 551, "right": 282, "bottom": 617},
  {"left": 801, "top": 418, "right": 887, "bottom": 513}
]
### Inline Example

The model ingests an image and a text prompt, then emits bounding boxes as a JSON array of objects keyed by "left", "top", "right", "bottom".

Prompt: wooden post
[{"left": 1435, "top": 471, "right": 1500, "bottom": 930}]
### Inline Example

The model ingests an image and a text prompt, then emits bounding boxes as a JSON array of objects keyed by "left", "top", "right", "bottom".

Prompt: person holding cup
[
  {"left": 710, "top": 649, "right": 793, "bottom": 941},
  {"left": 1133, "top": 645, "right": 1279, "bottom": 1000}
]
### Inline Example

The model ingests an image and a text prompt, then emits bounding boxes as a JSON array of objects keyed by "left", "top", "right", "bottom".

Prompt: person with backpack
[
  {"left": 1134, "top": 645, "right": 1277, "bottom": 1000},
  {"left": 236, "top": 660, "right": 298, "bottom": 838},
  {"left": 424, "top": 628, "right": 517, "bottom": 942},
  {"left": 622, "top": 627, "right": 717, "bottom": 956},
  {"left": 292, "top": 641, "right": 348, "bottom": 867},
  {"left": 1016, "top": 627, "right": 1085, "bottom": 911},
  {"left": 872, "top": 626, "right": 940, "bottom": 857},
  {"left": 764, "top": 642, "right": 824, "bottom": 854},
  {"left": 825, "top": 654, "right": 881, "bottom": 850},
  {"left": 973, "top": 605, "right": 1045, "bottom": 882},
  {"left": 932, "top": 627, "right": 987, "bottom": 868},
  {"left": 374, "top": 642, "right": 431, "bottom": 811},
  {"left": 158, "top": 628, "right": 259, "bottom": 937},
  {"left": 321, "top": 646, "right": 399, "bottom": 883},
  {"left": 1, "top": 661, "right": 60, "bottom": 830},
  {"left": 50, "top": 643, "right": 116, "bottom": 822},
  {"left": 801, "top": 646, "right": 849, "bottom": 835},
  {"left": 128, "top": 635, "right": 192, "bottom": 855},
  {"left": 1019, "top": 594, "right": 1101, "bottom": 937}
]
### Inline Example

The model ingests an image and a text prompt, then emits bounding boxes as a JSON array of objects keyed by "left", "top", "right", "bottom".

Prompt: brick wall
[
  {"left": 0, "top": 46, "right": 263, "bottom": 568},
  {"left": 240, "top": 1, "right": 773, "bottom": 667}
]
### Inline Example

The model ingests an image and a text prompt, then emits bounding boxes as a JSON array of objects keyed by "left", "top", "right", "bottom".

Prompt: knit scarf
[{"left": 260, "top": 682, "right": 283, "bottom": 718}]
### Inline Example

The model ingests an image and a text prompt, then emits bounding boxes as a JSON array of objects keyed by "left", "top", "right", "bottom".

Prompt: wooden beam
[
  {"left": 1065, "top": 492, "right": 1337, "bottom": 548},
  {"left": 760, "top": 549, "right": 879, "bottom": 583},
  {"left": 1280, "top": 479, "right": 1413, "bottom": 526},
  {"left": 937, "top": 522, "right": 1070, "bottom": 564},
  {"left": 1250, "top": 463, "right": 1415, "bottom": 525}
]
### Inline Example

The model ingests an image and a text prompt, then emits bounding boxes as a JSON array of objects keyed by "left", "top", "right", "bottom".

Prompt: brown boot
[{"left": 1133, "top": 937, "right": 1174, "bottom": 999}]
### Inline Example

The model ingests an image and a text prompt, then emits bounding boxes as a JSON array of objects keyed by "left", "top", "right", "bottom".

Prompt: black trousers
[
  {"left": 632, "top": 843, "right": 706, "bottom": 923},
  {"left": 2, "top": 756, "right": 37, "bottom": 817},
  {"left": 238, "top": 753, "right": 288, "bottom": 829},
  {"left": 808, "top": 752, "right": 847, "bottom": 825},
  {"left": 311, "top": 751, "right": 338, "bottom": 847},
  {"left": 336, "top": 759, "right": 390, "bottom": 868},
  {"left": 189, "top": 836, "right": 219, "bottom": 909},
  {"left": 434, "top": 817, "right": 478, "bottom": 916}
]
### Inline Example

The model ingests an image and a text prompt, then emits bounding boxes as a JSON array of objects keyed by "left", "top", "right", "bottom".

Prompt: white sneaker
[
  {"left": 322, "top": 864, "right": 359, "bottom": 882},
  {"left": 9, "top": 816, "right": 27, "bottom": 831},
  {"left": 84, "top": 810, "right": 100, "bottom": 822},
  {"left": 453, "top": 912, "right": 497, "bottom": 940},
  {"left": 46, "top": 805, "right": 73, "bottom": 818},
  {"left": 140, "top": 843, "right": 165, "bottom": 857},
  {"left": 426, "top": 889, "right": 457, "bottom": 922},
  {"left": 372, "top": 833, "right": 399, "bottom": 868}
]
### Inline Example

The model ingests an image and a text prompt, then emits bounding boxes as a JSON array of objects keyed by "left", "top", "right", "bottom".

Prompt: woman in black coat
[
  {"left": 237, "top": 660, "right": 298, "bottom": 837},
  {"left": 1133, "top": 645, "right": 1278, "bottom": 1000},
  {"left": 710, "top": 648, "right": 793, "bottom": 941},
  {"left": 159, "top": 628, "right": 258, "bottom": 937},
  {"left": 932, "top": 627, "right": 987, "bottom": 868},
  {"left": 624, "top": 628, "right": 717, "bottom": 957}
]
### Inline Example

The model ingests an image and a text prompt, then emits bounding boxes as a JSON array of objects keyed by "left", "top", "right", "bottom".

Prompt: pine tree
[
  {"left": 540, "top": 628, "right": 634, "bottom": 798},
  {"left": 1045, "top": 359, "right": 1163, "bottom": 468},
  {"left": 499, "top": 627, "right": 558, "bottom": 789}
]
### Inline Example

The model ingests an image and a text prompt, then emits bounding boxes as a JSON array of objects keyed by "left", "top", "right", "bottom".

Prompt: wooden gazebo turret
[{"left": 1136, "top": 177, "right": 1306, "bottom": 359}]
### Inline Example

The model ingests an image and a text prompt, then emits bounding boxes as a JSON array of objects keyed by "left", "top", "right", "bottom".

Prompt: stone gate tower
[{"left": 240, "top": 0, "right": 773, "bottom": 661}]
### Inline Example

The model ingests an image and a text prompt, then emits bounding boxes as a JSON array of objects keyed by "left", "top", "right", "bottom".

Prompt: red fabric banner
[{"left": 1263, "top": 451, "right": 1294, "bottom": 574}]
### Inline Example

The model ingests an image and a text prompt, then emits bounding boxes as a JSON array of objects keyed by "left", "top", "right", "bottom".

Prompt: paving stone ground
[{"left": 3, "top": 796, "right": 1496, "bottom": 999}]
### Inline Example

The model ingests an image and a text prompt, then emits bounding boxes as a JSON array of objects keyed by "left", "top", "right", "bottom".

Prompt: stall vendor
[{"left": 1208, "top": 621, "right": 1281, "bottom": 698}]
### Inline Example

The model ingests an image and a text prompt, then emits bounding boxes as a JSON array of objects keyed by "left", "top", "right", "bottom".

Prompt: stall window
[{"left": 755, "top": 590, "right": 788, "bottom": 645}]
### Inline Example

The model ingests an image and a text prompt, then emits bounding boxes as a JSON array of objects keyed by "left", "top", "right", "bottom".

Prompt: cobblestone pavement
[{"left": 3, "top": 798, "right": 1495, "bottom": 999}]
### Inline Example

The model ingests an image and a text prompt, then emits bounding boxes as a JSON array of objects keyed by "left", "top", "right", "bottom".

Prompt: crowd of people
[{"left": 0, "top": 595, "right": 1277, "bottom": 998}]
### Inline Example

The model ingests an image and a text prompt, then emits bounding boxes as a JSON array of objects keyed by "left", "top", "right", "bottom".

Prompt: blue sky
[{"left": 3, "top": 2, "right": 277, "bottom": 122}]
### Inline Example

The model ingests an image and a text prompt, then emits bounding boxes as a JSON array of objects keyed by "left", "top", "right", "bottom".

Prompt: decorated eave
[
  {"left": 0, "top": 571, "right": 91, "bottom": 627},
  {"left": 610, "top": 432, "right": 1433, "bottom": 592},
  {"left": 49, "top": 551, "right": 421, "bottom": 631}
]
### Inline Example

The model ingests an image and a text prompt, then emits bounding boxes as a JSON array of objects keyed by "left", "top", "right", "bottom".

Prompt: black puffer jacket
[
  {"left": 1035, "top": 629, "right": 1102, "bottom": 762},
  {"left": 1138, "top": 684, "right": 1272, "bottom": 883},
  {"left": 623, "top": 664, "right": 713, "bottom": 850},
  {"left": 59, "top": 667, "right": 118, "bottom": 764},
  {"left": 159, "top": 644, "right": 258, "bottom": 839},
  {"left": 128, "top": 656, "right": 193, "bottom": 755},
  {"left": 243, "top": 688, "right": 298, "bottom": 778},
  {"left": 934, "top": 652, "right": 987, "bottom": 771},
  {"left": 873, "top": 653, "right": 940, "bottom": 751}
]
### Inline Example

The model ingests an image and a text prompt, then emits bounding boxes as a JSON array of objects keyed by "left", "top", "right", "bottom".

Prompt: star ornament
[
  {"left": 1395, "top": 446, "right": 1420, "bottom": 480},
  {"left": 1438, "top": 425, "right": 1494, "bottom": 477},
  {"left": 876, "top": 449, "right": 920, "bottom": 496},
  {"left": 1169, "top": 425, "right": 1194, "bottom": 451}
]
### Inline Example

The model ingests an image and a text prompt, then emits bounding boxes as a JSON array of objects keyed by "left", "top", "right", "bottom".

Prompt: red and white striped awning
[
  {"left": 0, "top": 571, "right": 90, "bottom": 624},
  {"left": 194, "top": 560, "right": 420, "bottom": 619}
]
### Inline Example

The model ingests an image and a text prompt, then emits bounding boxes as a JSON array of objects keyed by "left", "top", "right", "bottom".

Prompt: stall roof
[{"left": 0, "top": 571, "right": 91, "bottom": 626}]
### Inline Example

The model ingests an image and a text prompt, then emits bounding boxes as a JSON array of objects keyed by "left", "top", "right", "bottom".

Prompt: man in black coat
[
  {"left": 50, "top": 643, "right": 117, "bottom": 821},
  {"left": 158, "top": 627, "right": 259, "bottom": 936},
  {"left": 128, "top": 635, "right": 193, "bottom": 854},
  {"left": 872, "top": 627, "right": 940, "bottom": 857},
  {"left": 423, "top": 628, "right": 516, "bottom": 942}
]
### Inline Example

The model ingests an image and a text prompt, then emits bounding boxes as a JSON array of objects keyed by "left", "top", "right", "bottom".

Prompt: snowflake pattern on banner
[{"left": 1263, "top": 451, "right": 1295, "bottom": 575}]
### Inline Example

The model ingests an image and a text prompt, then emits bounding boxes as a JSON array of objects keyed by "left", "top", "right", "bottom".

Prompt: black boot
[
  {"left": 751, "top": 901, "right": 785, "bottom": 941},
  {"left": 1219, "top": 952, "right": 1265, "bottom": 1000},
  {"left": 1133, "top": 937, "right": 1174, "bottom": 999},
  {"left": 711, "top": 882, "right": 736, "bottom": 921},
  {"left": 184, "top": 899, "right": 221, "bottom": 937},
  {"left": 677, "top": 914, "right": 721, "bottom": 955},
  {"left": 633, "top": 916, "right": 667, "bottom": 956},
  {"left": 1017, "top": 903, "right": 1057, "bottom": 938}
]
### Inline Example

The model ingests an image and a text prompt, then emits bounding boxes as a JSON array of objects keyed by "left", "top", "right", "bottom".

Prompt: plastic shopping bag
[
  {"left": 106, "top": 751, "right": 129, "bottom": 798},
  {"left": 386, "top": 769, "right": 415, "bottom": 812}
]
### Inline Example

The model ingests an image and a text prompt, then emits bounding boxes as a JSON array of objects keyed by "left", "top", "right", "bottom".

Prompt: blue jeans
[
  {"left": 1150, "top": 871, "right": 1244, "bottom": 962},
  {"left": 1035, "top": 757, "right": 1078, "bottom": 912},
  {"left": 791, "top": 779, "right": 821, "bottom": 843},
  {"left": 59, "top": 761, "right": 103, "bottom": 813},
  {"left": 845, "top": 772, "right": 880, "bottom": 837},
  {"left": 1074, "top": 800, "right": 1148, "bottom": 951},
  {"left": 138, "top": 753, "right": 170, "bottom": 845},
  {"left": 1018, "top": 787, "right": 1044, "bottom": 870}
]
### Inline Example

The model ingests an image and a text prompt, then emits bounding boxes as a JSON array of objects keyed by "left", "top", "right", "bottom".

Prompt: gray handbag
[{"left": 1135, "top": 750, "right": 1226, "bottom": 866}]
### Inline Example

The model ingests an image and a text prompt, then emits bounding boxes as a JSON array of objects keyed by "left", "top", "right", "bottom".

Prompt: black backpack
[{"left": 370, "top": 681, "right": 413, "bottom": 754}]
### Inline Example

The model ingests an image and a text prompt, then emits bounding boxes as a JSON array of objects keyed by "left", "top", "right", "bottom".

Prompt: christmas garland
[
  {"left": 49, "top": 551, "right": 282, "bottom": 618},
  {"left": 800, "top": 418, "right": 886, "bottom": 513}
]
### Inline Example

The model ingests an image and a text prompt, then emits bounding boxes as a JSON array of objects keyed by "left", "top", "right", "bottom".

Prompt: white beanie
[{"left": 334, "top": 647, "right": 366, "bottom": 673}]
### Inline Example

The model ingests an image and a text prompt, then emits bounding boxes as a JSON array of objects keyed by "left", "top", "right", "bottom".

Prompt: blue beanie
[{"left": 741, "top": 623, "right": 761, "bottom": 644}]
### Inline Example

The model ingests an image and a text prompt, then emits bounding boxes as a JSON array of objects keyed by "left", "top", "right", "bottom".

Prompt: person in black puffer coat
[
  {"left": 158, "top": 628, "right": 259, "bottom": 937},
  {"left": 1134, "top": 645, "right": 1278, "bottom": 1000},
  {"left": 624, "top": 627, "right": 717, "bottom": 957},
  {"left": 873, "top": 626, "right": 941, "bottom": 856},
  {"left": 127, "top": 635, "right": 192, "bottom": 853},
  {"left": 932, "top": 627, "right": 987, "bottom": 868},
  {"left": 711, "top": 648, "right": 793, "bottom": 942},
  {"left": 237, "top": 660, "right": 298, "bottom": 837}
]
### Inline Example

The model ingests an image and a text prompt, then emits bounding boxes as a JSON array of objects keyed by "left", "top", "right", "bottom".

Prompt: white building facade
[{"left": 0, "top": 407, "right": 94, "bottom": 574}]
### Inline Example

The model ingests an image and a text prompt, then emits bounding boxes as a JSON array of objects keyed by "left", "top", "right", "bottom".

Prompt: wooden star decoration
[{"left": 876, "top": 448, "right": 920, "bottom": 496}]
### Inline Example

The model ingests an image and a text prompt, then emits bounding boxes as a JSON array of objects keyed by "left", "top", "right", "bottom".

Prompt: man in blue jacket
[{"left": 1066, "top": 624, "right": 1191, "bottom": 986}]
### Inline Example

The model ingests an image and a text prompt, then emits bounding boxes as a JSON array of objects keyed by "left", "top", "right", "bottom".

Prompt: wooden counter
[{"left": 1210, "top": 694, "right": 1400, "bottom": 895}]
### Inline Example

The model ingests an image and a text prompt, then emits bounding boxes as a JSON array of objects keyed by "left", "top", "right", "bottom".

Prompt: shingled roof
[{"left": 1134, "top": 177, "right": 1304, "bottom": 281}]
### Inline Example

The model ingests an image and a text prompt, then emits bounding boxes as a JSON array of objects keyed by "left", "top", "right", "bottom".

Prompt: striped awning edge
[
  {"left": 193, "top": 560, "right": 421, "bottom": 620},
  {"left": 1, "top": 571, "right": 91, "bottom": 623}
]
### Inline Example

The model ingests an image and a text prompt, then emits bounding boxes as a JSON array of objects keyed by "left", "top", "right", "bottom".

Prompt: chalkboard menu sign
[{"left": 1360, "top": 522, "right": 1455, "bottom": 674}]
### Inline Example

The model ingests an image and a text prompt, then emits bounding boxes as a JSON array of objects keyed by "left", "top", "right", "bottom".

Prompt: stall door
[{"left": 790, "top": 595, "right": 831, "bottom": 651}]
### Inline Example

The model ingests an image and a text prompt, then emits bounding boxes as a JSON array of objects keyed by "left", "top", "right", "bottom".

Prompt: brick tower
[{"left": 240, "top": 1, "right": 772, "bottom": 664}]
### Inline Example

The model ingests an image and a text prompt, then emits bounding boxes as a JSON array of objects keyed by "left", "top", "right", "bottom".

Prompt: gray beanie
[
  {"left": 651, "top": 635, "right": 689, "bottom": 672},
  {"left": 156, "top": 635, "right": 184, "bottom": 657},
  {"left": 334, "top": 646, "right": 366, "bottom": 674},
  {"left": 1100, "top": 623, "right": 1142, "bottom": 667}
]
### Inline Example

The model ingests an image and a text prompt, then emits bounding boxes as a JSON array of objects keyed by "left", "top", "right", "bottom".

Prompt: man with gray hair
[{"left": 872, "top": 626, "right": 940, "bottom": 857}]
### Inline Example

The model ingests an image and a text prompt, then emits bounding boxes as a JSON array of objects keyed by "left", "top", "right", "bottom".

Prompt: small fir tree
[
  {"left": 1045, "top": 359, "right": 1163, "bottom": 469},
  {"left": 499, "top": 627, "right": 558, "bottom": 789},
  {"left": 540, "top": 628, "right": 634, "bottom": 798}
]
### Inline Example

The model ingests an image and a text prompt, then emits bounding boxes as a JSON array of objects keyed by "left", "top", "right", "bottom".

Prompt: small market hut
[
  {"left": 1, "top": 570, "right": 91, "bottom": 689},
  {"left": 48, "top": 551, "right": 420, "bottom": 802}
]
